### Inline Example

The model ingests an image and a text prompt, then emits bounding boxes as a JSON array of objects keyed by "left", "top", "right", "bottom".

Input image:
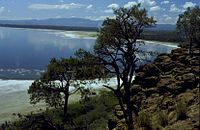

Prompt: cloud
[
  {"left": 0, "top": 7, "right": 5, "bottom": 14},
  {"left": 86, "top": 4, "right": 93, "bottom": 9},
  {"left": 138, "top": 0, "right": 156, "bottom": 7},
  {"left": 157, "top": 14, "right": 178, "bottom": 24},
  {"left": 161, "top": 1, "right": 170, "bottom": 4},
  {"left": 163, "top": 14, "right": 172, "bottom": 21},
  {"left": 28, "top": 3, "right": 84, "bottom": 10},
  {"left": 107, "top": 3, "right": 119, "bottom": 9},
  {"left": 170, "top": 4, "right": 182, "bottom": 13},
  {"left": 104, "top": 9, "right": 113, "bottom": 13},
  {"left": 182, "top": 2, "right": 196, "bottom": 9},
  {"left": 124, "top": 2, "right": 137, "bottom": 8},
  {"left": 104, "top": 3, "right": 119, "bottom": 13},
  {"left": 150, "top": 6, "right": 161, "bottom": 12}
]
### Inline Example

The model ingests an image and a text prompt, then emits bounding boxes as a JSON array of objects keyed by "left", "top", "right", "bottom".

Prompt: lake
[
  {"left": 0, "top": 27, "right": 97, "bottom": 79},
  {"left": 0, "top": 27, "right": 179, "bottom": 123},
  {"left": 0, "top": 27, "right": 178, "bottom": 79}
]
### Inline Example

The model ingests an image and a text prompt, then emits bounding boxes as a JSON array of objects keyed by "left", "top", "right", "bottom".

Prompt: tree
[
  {"left": 28, "top": 57, "right": 85, "bottom": 118},
  {"left": 176, "top": 6, "right": 200, "bottom": 54},
  {"left": 28, "top": 51, "right": 107, "bottom": 118},
  {"left": 93, "top": 4, "right": 156, "bottom": 129}
]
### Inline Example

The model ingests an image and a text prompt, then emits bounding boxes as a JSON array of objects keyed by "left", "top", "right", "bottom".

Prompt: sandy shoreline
[{"left": 0, "top": 78, "right": 114, "bottom": 124}]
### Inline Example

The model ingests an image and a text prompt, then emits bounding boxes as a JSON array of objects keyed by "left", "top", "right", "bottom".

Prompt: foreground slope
[{"left": 109, "top": 47, "right": 199, "bottom": 130}]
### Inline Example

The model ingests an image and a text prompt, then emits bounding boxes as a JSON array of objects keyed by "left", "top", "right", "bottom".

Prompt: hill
[
  {"left": 109, "top": 47, "right": 199, "bottom": 130},
  {"left": 0, "top": 18, "right": 176, "bottom": 31},
  {"left": 0, "top": 18, "right": 102, "bottom": 27}
]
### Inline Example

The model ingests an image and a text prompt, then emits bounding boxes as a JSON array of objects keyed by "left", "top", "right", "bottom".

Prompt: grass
[
  {"left": 176, "top": 100, "right": 187, "bottom": 120},
  {"left": 135, "top": 111, "right": 152, "bottom": 130},
  {"left": 157, "top": 110, "right": 169, "bottom": 127}
]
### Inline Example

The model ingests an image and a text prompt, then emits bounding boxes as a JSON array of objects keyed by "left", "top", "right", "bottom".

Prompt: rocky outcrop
[
  {"left": 109, "top": 47, "right": 200, "bottom": 130},
  {"left": 135, "top": 47, "right": 199, "bottom": 95}
]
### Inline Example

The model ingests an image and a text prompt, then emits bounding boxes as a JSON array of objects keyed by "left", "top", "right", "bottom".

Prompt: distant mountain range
[{"left": 0, "top": 18, "right": 176, "bottom": 31}]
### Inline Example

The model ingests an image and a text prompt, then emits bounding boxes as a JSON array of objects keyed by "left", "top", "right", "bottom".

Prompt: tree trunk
[
  {"left": 64, "top": 93, "right": 69, "bottom": 117},
  {"left": 126, "top": 96, "right": 134, "bottom": 130},
  {"left": 189, "top": 37, "right": 192, "bottom": 55},
  {"left": 124, "top": 82, "right": 134, "bottom": 130}
]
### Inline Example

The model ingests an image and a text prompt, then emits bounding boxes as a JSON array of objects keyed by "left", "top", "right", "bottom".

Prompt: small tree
[
  {"left": 28, "top": 51, "right": 107, "bottom": 118},
  {"left": 176, "top": 6, "right": 200, "bottom": 54},
  {"left": 28, "top": 57, "right": 84, "bottom": 117},
  {"left": 94, "top": 4, "right": 156, "bottom": 129}
]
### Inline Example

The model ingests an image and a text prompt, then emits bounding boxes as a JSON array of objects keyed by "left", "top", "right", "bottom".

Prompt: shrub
[
  {"left": 136, "top": 111, "right": 152, "bottom": 130},
  {"left": 157, "top": 110, "right": 168, "bottom": 127},
  {"left": 176, "top": 100, "right": 187, "bottom": 120}
]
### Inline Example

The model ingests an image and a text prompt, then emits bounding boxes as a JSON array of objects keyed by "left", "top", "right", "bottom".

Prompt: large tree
[
  {"left": 94, "top": 4, "right": 156, "bottom": 129},
  {"left": 176, "top": 6, "right": 200, "bottom": 54}
]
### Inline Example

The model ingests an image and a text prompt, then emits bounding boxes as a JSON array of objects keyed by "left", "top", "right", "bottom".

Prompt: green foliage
[
  {"left": 135, "top": 111, "right": 152, "bottom": 130},
  {"left": 157, "top": 110, "right": 168, "bottom": 127},
  {"left": 74, "top": 49, "right": 110, "bottom": 80},
  {"left": 176, "top": 6, "right": 200, "bottom": 48},
  {"left": 69, "top": 90, "right": 118, "bottom": 129},
  {"left": 1, "top": 90, "right": 118, "bottom": 130},
  {"left": 176, "top": 100, "right": 187, "bottom": 120}
]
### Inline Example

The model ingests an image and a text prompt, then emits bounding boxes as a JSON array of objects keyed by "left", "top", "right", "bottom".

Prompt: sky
[{"left": 0, "top": 0, "right": 199, "bottom": 24}]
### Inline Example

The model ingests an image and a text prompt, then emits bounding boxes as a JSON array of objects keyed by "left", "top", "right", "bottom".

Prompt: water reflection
[
  {"left": 0, "top": 27, "right": 178, "bottom": 79},
  {"left": 0, "top": 27, "right": 95, "bottom": 70}
]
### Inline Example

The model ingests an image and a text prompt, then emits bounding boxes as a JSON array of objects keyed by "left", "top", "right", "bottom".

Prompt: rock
[
  {"left": 115, "top": 121, "right": 127, "bottom": 130},
  {"left": 182, "top": 73, "right": 196, "bottom": 81},
  {"left": 157, "top": 77, "right": 175, "bottom": 88},
  {"left": 140, "top": 76, "right": 158, "bottom": 88},
  {"left": 171, "top": 48, "right": 188, "bottom": 55},
  {"left": 108, "top": 105, "right": 128, "bottom": 130},
  {"left": 130, "top": 85, "right": 142, "bottom": 94},
  {"left": 192, "top": 49, "right": 200, "bottom": 56},
  {"left": 115, "top": 111, "right": 124, "bottom": 119},
  {"left": 137, "top": 63, "right": 160, "bottom": 77},
  {"left": 159, "top": 61, "right": 176, "bottom": 72},
  {"left": 155, "top": 54, "right": 171, "bottom": 62},
  {"left": 191, "top": 66, "right": 200, "bottom": 74},
  {"left": 190, "top": 59, "right": 199, "bottom": 66},
  {"left": 114, "top": 105, "right": 127, "bottom": 111}
]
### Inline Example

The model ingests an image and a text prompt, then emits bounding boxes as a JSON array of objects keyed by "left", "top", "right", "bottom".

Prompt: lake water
[
  {"left": 0, "top": 27, "right": 178, "bottom": 79},
  {"left": 0, "top": 27, "right": 96, "bottom": 79},
  {"left": 0, "top": 27, "right": 179, "bottom": 123}
]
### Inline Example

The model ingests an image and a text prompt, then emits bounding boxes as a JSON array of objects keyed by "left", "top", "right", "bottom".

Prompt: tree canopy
[{"left": 176, "top": 6, "right": 200, "bottom": 52}]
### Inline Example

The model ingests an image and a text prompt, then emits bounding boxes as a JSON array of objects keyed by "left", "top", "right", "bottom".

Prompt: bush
[
  {"left": 136, "top": 111, "right": 152, "bottom": 130},
  {"left": 157, "top": 110, "right": 168, "bottom": 127},
  {"left": 176, "top": 100, "right": 187, "bottom": 120}
]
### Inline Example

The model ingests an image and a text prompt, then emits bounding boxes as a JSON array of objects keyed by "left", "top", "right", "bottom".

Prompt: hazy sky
[{"left": 0, "top": 0, "right": 199, "bottom": 24}]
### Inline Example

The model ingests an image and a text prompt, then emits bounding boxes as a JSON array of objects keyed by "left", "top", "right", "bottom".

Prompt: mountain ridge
[{"left": 0, "top": 18, "right": 176, "bottom": 31}]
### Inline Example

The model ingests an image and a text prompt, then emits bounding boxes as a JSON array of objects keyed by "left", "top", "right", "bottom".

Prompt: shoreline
[
  {"left": 140, "top": 40, "right": 179, "bottom": 47},
  {"left": 0, "top": 24, "right": 97, "bottom": 32}
]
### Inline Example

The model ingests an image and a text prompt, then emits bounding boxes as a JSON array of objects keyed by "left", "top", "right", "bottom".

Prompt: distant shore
[{"left": 0, "top": 24, "right": 97, "bottom": 32}]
